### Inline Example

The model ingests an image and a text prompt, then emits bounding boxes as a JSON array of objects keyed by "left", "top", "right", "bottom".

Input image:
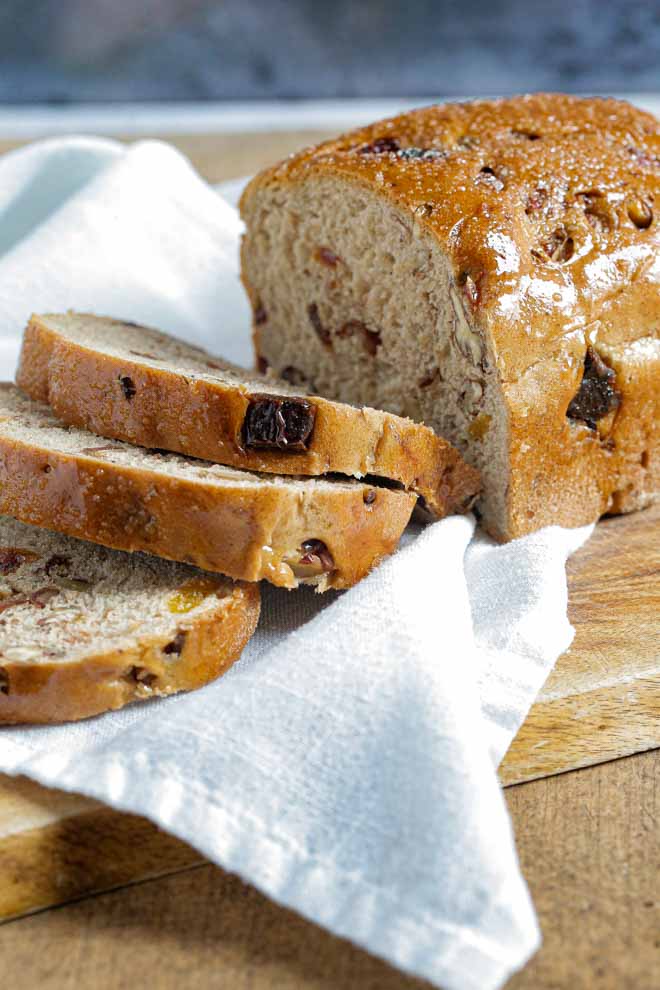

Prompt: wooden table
[{"left": 0, "top": 131, "right": 658, "bottom": 990}]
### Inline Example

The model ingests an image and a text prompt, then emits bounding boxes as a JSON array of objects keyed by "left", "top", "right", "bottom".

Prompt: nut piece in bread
[
  {"left": 0, "top": 516, "right": 260, "bottom": 724},
  {"left": 240, "top": 93, "right": 659, "bottom": 540}
]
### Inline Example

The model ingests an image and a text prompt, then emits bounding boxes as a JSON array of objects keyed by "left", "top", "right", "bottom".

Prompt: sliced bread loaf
[
  {"left": 0, "top": 515, "right": 260, "bottom": 724},
  {"left": 0, "top": 385, "right": 415, "bottom": 591},
  {"left": 239, "top": 94, "right": 659, "bottom": 540},
  {"left": 17, "top": 312, "right": 480, "bottom": 519}
]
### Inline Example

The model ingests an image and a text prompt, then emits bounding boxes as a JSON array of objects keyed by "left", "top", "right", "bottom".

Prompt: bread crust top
[{"left": 242, "top": 94, "right": 660, "bottom": 382}]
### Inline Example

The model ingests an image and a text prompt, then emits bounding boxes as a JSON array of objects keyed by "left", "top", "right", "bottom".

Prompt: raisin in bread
[
  {"left": 0, "top": 385, "right": 415, "bottom": 591},
  {"left": 0, "top": 515, "right": 260, "bottom": 724},
  {"left": 240, "top": 93, "right": 659, "bottom": 540},
  {"left": 17, "top": 312, "right": 479, "bottom": 519}
]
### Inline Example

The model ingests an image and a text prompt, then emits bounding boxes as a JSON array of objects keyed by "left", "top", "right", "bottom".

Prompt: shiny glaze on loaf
[
  {"left": 243, "top": 94, "right": 659, "bottom": 537},
  {"left": 249, "top": 93, "right": 659, "bottom": 381}
]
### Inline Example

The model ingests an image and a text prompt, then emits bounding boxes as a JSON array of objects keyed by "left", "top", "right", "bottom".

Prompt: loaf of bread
[
  {"left": 0, "top": 515, "right": 260, "bottom": 724},
  {"left": 17, "top": 312, "right": 479, "bottom": 519},
  {"left": 240, "top": 94, "right": 659, "bottom": 540},
  {"left": 0, "top": 385, "right": 415, "bottom": 591}
]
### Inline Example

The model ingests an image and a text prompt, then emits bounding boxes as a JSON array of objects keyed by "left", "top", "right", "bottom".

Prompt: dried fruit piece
[
  {"left": 468, "top": 413, "right": 492, "bottom": 440},
  {"left": 0, "top": 548, "right": 38, "bottom": 575},
  {"left": 257, "top": 356, "right": 269, "bottom": 375},
  {"left": 363, "top": 327, "right": 382, "bottom": 356},
  {"left": 243, "top": 395, "right": 316, "bottom": 451},
  {"left": 0, "top": 667, "right": 8, "bottom": 695},
  {"left": 355, "top": 137, "right": 446, "bottom": 159},
  {"left": 44, "top": 554, "right": 69, "bottom": 577},
  {"left": 337, "top": 320, "right": 382, "bottom": 355},
  {"left": 315, "top": 246, "right": 342, "bottom": 267},
  {"left": 168, "top": 577, "right": 219, "bottom": 614},
  {"left": 119, "top": 375, "right": 136, "bottom": 400},
  {"left": 567, "top": 347, "right": 621, "bottom": 429},
  {"left": 287, "top": 539, "right": 335, "bottom": 579},
  {"left": 254, "top": 305, "right": 268, "bottom": 325},
  {"left": 280, "top": 366, "right": 309, "bottom": 387},
  {"left": 626, "top": 195, "right": 653, "bottom": 229},
  {"left": 308, "top": 303, "right": 332, "bottom": 347},
  {"left": 126, "top": 666, "right": 158, "bottom": 688},
  {"left": 419, "top": 368, "right": 440, "bottom": 388},
  {"left": 163, "top": 630, "right": 187, "bottom": 656},
  {"left": 413, "top": 202, "right": 434, "bottom": 218},
  {"left": 363, "top": 490, "right": 377, "bottom": 505},
  {"left": 511, "top": 129, "right": 541, "bottom": 141},
  {"left": 358, "top": 136, "right": 400, "bottom": 154}
]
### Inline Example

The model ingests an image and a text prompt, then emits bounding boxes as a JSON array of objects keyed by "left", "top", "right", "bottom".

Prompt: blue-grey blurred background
[{"left": 0, "top": 0, "right": 658, "bottom": 103}]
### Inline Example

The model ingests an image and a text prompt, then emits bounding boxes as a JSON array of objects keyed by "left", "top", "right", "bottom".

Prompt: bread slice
[
  {"left": 17, "top": 312, "right": 480, "bottom": 519},
  {"left": 0, "top": 515, "right": 260, "bottom": 724},
  {"left": 0, "top": 385, "right": 415, "bottom": 591},
  {"left": 239, "top": 94, "right": 659, "bottom": 540}
]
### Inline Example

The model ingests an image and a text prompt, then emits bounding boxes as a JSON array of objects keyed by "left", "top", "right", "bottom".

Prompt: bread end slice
[{"left": 0, "top": 517, "right": 260, "bottom": 725}]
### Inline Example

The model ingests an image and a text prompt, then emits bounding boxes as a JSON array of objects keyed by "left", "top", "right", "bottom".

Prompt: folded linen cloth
[{"left": 0, "top": 137, "right": 593, "bottom": 990}]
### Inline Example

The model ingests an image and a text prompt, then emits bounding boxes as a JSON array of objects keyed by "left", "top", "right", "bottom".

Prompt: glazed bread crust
[
  {"left": 0, "top": 385, "right": 415, "bottom": 591},
  {"left": 0, "top": 516, "right": 260, "bottom": 724},
  {"left": 240, "top": 93, "right": 659, "bottom": 539},
  {"left": 17, "top": 313, "right": 479, "bottom": 519}
]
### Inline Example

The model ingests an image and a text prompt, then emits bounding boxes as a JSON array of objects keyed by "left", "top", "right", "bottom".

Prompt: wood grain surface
[
  {"left": 0, "top": 128, "right": 657, "bottom": 990},
  {"left": 501, "top": 501, "right": 660, "bottom": 784},
  {"left": 1, "top": 502, "right": 657, "bottom": 925},
  {"left": 0, "top": 750, "right": 657, "bottom": 990}
]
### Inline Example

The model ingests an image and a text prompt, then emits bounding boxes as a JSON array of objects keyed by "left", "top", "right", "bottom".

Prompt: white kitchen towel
[{"left": 0, "top": 137, "right": 594, "bottom": 990}]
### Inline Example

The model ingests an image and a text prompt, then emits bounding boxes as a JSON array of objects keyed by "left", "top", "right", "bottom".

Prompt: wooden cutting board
[{"left": 0, "top": 505, "right": 658, "bottom": 925}]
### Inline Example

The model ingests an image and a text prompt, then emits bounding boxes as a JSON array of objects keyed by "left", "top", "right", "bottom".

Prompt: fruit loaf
[
  {"left": 240, "top": 93, "right": 659, "bottom": 540},
  {"left": 0, "top": 385, "right": 415, "bottom": 591},
  {"left": 0, "top": 515, "right": 260, "bottom": 724},
  {"left": 17, "top": 312, "right": 480, "bottom": 519}
]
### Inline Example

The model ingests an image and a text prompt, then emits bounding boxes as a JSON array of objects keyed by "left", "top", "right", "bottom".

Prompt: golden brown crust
[
  {"left": 17, "top": 315, "right": 480, "bottom": 519},
  {"left": 241, "top": 94, "right": 659, "bottom": 539},
  {"left": 0, "top": 406, "right": 416, "bottom": 591},
  {"left": 0, "top": 579, "right": 261, "bottom": 725}
]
